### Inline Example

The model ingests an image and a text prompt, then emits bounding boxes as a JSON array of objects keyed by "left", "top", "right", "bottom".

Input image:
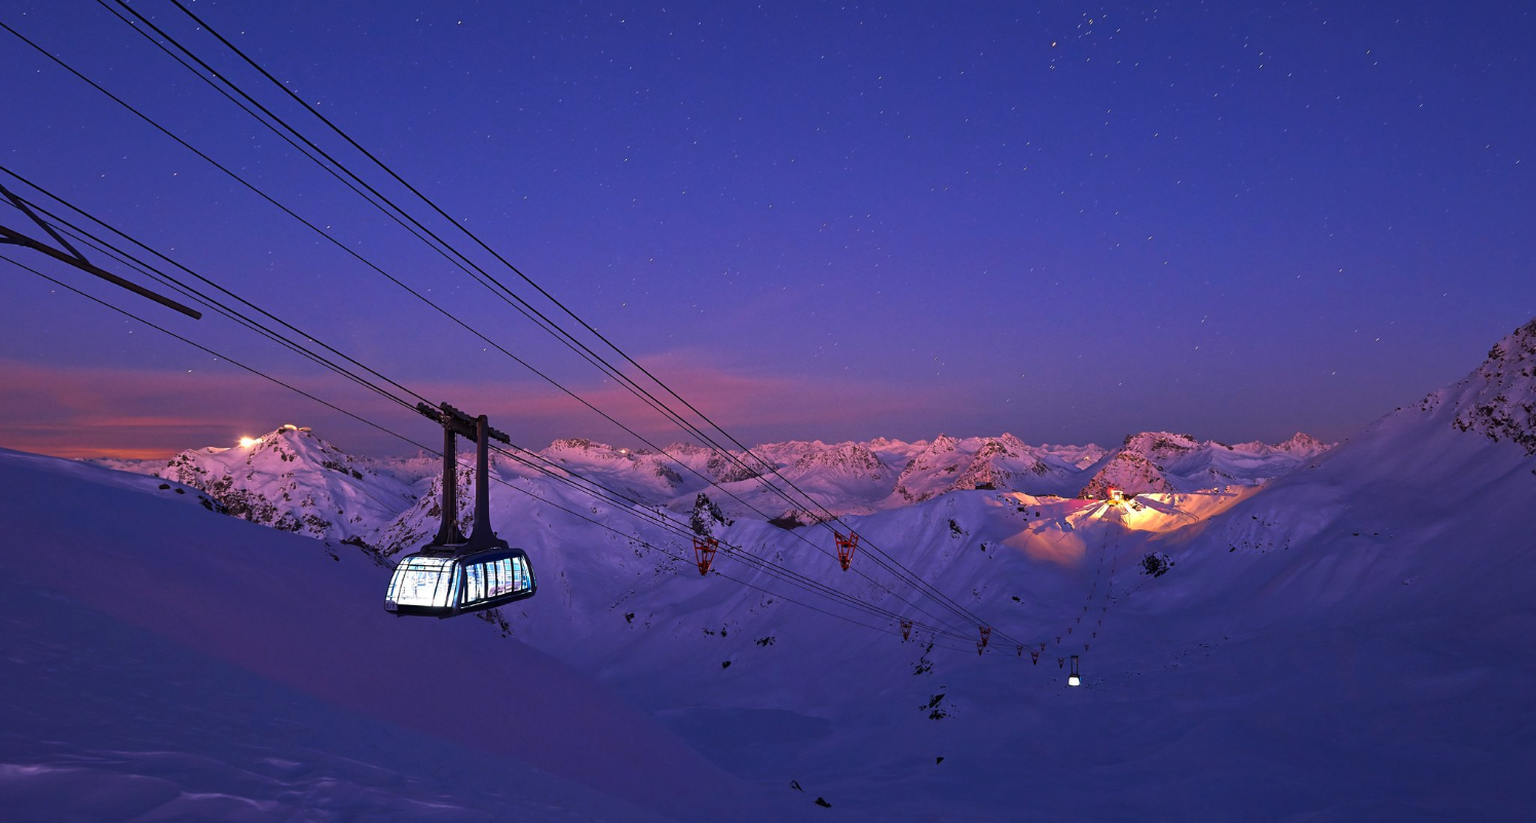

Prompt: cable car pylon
[
  {"left": 693, "top": 536, "right": 719, "bottom": 575},
  {"left": 834, "top": 531, "right": 859, "bottom": 571},
  {"left": 384, "top": 402, "right": 537, "bottom": 618}
]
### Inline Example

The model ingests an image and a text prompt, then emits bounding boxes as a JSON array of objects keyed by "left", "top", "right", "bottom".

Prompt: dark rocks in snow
[
  {"left": 1444, "top": 319, "right": 1536, "bottom": 454},
  {"left": 768, "top": 514, "right": 805, "bottom": 530},
  {"left": 913, "top": 642, "right": 935, "bottom": 676},
  {"left": 705, "top": 452, "right": 761, "bottom": 483},
  {"left": 474, "top": 608, "right": 513, "bottom": 637},
  {"left": 689, "top": 492, "right": 731, "bottom": 538},
  {"left": 1141, "top": 552, "right": 1174, "bottom": 578}
]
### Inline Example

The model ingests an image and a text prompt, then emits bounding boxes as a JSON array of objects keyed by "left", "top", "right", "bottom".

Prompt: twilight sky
[{"left": 3, "top": 1, "right": 1535, "bottom": 458}]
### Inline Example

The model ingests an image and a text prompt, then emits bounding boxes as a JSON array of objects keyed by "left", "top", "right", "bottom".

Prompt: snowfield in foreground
[
  {"left": 0, "top": 450, "right": 802, "bottom": 823},
  {"left": 5, "top": 319, "right": 1536, "bottom": 821}
]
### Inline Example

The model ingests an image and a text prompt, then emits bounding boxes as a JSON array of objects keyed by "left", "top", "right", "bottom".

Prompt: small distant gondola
[{"left": 385, "top": 403, "right": 537, "bottom": 618}]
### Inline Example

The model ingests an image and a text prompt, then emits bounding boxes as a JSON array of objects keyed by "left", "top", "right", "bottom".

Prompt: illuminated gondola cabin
[
  {"left": 386, "top": 546, "right": 535, "bottom": 617},
  {"left": 384, "top": 403, "right": 538, "bottom": 619}
]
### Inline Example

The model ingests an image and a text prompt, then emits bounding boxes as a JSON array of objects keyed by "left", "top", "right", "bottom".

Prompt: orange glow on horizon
[{"left": 28, "top": 445, "right": 179, "bottom": 461}]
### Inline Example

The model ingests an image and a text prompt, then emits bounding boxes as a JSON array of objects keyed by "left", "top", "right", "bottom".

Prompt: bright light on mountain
[{"left": 238, "top": 436, "right": 259, "bottom": 448}]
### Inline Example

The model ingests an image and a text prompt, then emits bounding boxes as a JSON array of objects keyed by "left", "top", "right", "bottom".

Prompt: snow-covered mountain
[
  {"left": 891, "top": 433, "right": 1082, "bottom": 502},
  {"left": 1442, "top": 316, "right": 1536, "bottom": 454},
  {"left": 153, "top": 424, "right": 425, "bottom": 541},
  {"left": 1077, "top": 429, "right": 1330, "bottom": 499}
]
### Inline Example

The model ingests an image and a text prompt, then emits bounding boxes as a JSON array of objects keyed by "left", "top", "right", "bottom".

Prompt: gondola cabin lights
[
  {"left": 386, "top": 550, "right": 534, "bottom": 616},
  {"left": 1068, "top": 654, "right": 1082, "bottom": 687},
  {"left": 384, "top": 403, "right": 538, "bottom": 618},
  {"left": 1107, "top": 488, "right": 1125, "bottom": 504}
]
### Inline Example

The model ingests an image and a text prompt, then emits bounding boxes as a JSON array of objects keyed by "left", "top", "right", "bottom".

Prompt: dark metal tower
[{"left": 416, "top": 402, "right": 510, "bottom": 554}]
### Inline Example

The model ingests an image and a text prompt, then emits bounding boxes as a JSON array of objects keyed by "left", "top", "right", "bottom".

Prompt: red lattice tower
[
  {"left": 693, "top": 537, "right": 719, "bottom": 576},
  {"left": 834, "top": 531, "right": 859, "bottom": 571}
]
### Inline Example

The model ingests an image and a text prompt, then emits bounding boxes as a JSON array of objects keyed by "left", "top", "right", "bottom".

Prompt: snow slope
[
  {"left": 0, "top": 448, "right": 807, "bottom": 823},
  {"left": 420, "top": 322, "right": 1532, "bottom": 821}
]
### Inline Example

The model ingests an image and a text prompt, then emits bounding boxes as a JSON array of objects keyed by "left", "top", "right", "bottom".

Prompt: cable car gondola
[{"left": 385, "top": 403, "right": 537, "bottom": 618}]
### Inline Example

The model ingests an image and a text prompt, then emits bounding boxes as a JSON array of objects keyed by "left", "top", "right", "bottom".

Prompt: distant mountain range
[{"left": 91, "top": 421, "right": 1330, "bottom": 553}]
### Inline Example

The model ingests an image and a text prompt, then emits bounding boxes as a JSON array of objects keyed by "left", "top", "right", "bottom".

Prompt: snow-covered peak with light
[
  {"left": 1078, "top": 449, "right": 1178, "bottom": 499},
  {"left": 156, "top": 424, "right": 420, "bottom": 540}
]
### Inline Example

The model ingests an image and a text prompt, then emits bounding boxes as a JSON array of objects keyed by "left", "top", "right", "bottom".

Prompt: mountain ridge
[{"left": 121, "top": 425, "right": 1331, "bottom": 542}]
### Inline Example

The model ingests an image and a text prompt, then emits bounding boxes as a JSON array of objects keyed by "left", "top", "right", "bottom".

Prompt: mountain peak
[
  {"left": 1079, "top": 450, "right": 1176, "bottom": 499},
  {"left": 1276, "top": 432, "right": 1328, "bottom": 455},
  {"left": 1447, "top": 317, "right": 1536, "bottom": 454},
  {"left": 791, "top": 442, "right": 885, "bottom": 479},
  {"left": 158, "top": 424, "right": 414, "bottom": 540},
  {"left": 1121, "top": 431, "right": 1200, "bottom": 460}
]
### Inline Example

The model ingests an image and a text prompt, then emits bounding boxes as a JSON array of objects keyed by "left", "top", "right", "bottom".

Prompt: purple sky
[{"left": 3, "top": 1, "right": 1535, "bottom": 458}]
